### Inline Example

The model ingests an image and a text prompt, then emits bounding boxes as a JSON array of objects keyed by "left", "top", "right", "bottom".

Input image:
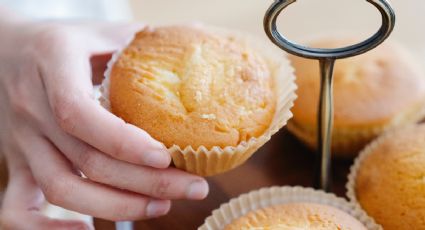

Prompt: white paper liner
[
  {"left": 99, "top": 24, "right": 297, "bottom": 176},
  {"left": 199, "top": 186, "right": 381, "bottom": 230}
]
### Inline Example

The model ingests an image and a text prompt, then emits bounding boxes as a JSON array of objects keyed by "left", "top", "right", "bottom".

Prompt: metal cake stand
[{"left": 264, "top": 0, "right": 395, "bottom": 191}]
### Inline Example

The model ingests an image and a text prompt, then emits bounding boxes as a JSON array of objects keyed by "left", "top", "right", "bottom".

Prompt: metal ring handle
[
  {"left": 264, "top": 0, "right": 395, "bottom": 192},
  {"left": 264, "top": 0, "right": 396, "bottom": 60}
]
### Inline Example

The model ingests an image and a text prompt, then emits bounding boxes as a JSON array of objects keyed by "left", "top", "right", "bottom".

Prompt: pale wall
[{"left": 129, "top": 0, "right": 425, "bottom": 65}]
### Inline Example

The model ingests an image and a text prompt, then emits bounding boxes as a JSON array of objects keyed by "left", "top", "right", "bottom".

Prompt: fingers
[
  {"left": 37, "top": 43, "right": 170, "bottom": 168},
  {"left": 1, "top": 153, "right": 92, "bottom": 230},
  {"left": 22, "top": 133, "right": 171, "bottom": 221},
  {"left": 74, "top": 147, "right": 209, "bottom": 200},
  {"left": 79, "top": 154, "right": 209, "bottom": 200},
  {"left": 41, "top": 113, "right": 209, "bottom": 200},
  {"left": 69, "top": 140, "right": 208, "bottom": 200}
]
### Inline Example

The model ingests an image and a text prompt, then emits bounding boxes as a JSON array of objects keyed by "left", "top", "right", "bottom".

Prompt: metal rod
[
  {"left": 317, "top": 59, "right": 335, "bottom": 192},
  {"left": 263, "top": 0, "right": 395, "bottom": 191},
  {"left": 115, "top": 221, "right": 133, "bottom": 230}
]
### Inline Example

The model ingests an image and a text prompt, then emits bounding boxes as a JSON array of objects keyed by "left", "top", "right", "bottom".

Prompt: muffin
[
  {"left": 347, "top": 124, "right": 425, "bottom": 230},
  {"left": 225, "top": 203, "right": 366, "bottom": 230},
  {"left": 101, "top": 25, "right": 296, "bottom": 176},
  {"left": 200, "top": 186, "right": 380, "bottom": 230},
  {"left": 288, "top": 38, "right": 425, "bottom": 157}
]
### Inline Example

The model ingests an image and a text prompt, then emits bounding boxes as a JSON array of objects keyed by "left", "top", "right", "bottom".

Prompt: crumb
[{"left": 200, "top": 114, "right": 216, "bottom": 120}]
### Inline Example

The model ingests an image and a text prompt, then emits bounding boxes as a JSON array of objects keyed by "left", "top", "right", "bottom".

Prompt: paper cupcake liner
[
  {"left": 100, "top": 24, "right": 297, "bottom": 176},
  {"left": 199, "top": 186, "right": 381, "bottom": 230},
  {"left": 287, "top": 102, "right": 425, "bottom": 158}
]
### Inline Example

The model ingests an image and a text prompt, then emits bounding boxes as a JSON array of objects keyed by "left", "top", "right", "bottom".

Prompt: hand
[{"left": 0, "top": 16, "right": 209, "bottom": 228}]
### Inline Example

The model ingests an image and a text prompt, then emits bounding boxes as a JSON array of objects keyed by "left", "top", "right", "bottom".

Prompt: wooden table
[{"left": 94, "top": 128, "right": 354, "bottom": 230}]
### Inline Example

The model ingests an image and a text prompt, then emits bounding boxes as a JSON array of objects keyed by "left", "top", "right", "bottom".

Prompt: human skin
[{"left": 0, "top": 7, "right": 209, "bottom": 230}]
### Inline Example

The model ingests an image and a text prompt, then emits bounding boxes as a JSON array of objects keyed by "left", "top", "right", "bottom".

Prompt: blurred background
[
  {"left": 130, "top": 0, "right": 425, "bottom": 65},
  {"left": 4, "top": 0, "right": 424, "bottom": 64}
]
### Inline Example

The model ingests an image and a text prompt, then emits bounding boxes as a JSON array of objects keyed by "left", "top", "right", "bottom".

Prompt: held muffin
[
  {"left": 200, "top": 186, "right": 380, "bottom": 230},
  {"left": 225, "top": 203, "right": 367, "bottom": 230},
  {"left": 347, "top": 124, "right": 425, "bottom": 230},
  {"left": 101, "top": 25, "right": 296, "bottom": 176},
  {"left": 288, "top": 38, "right": 425, "bottom": 157}
]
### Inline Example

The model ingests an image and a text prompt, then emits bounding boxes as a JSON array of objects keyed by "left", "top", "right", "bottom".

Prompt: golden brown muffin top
[
  {"left": 290, "top": 38, "right": 425, "bottom": 131},
  {"left": 355, "top": 124, "right": 425, "bottom": 230},
  {"left": 109, "top": 26, "right": 276, "bottom": 148},
  {"left": 225, "top": 203, "right": 366, "bottom": 230}
]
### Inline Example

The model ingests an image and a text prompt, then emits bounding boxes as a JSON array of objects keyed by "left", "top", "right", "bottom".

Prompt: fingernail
[
  {"left": 146, "top": 200, "right": 170, "bottom": 218},
  {"left": 186, "top": 180, "right": 209, "bottom": 200},
  {"left": 145, "top": 150, "right": 171, "bottom": 168}
]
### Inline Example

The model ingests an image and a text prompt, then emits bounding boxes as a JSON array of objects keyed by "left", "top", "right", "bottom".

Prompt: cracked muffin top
[{"left": 108, "top": 25, "right": 276, "bottom": 148}]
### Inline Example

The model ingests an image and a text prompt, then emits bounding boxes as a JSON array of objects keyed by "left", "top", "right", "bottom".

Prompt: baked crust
[
  {"left": 225, "top": 203, "right": 366, "bottom": 230},
  {"left": 109, "top": 26, "right": 276, "bottom": 148}
]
